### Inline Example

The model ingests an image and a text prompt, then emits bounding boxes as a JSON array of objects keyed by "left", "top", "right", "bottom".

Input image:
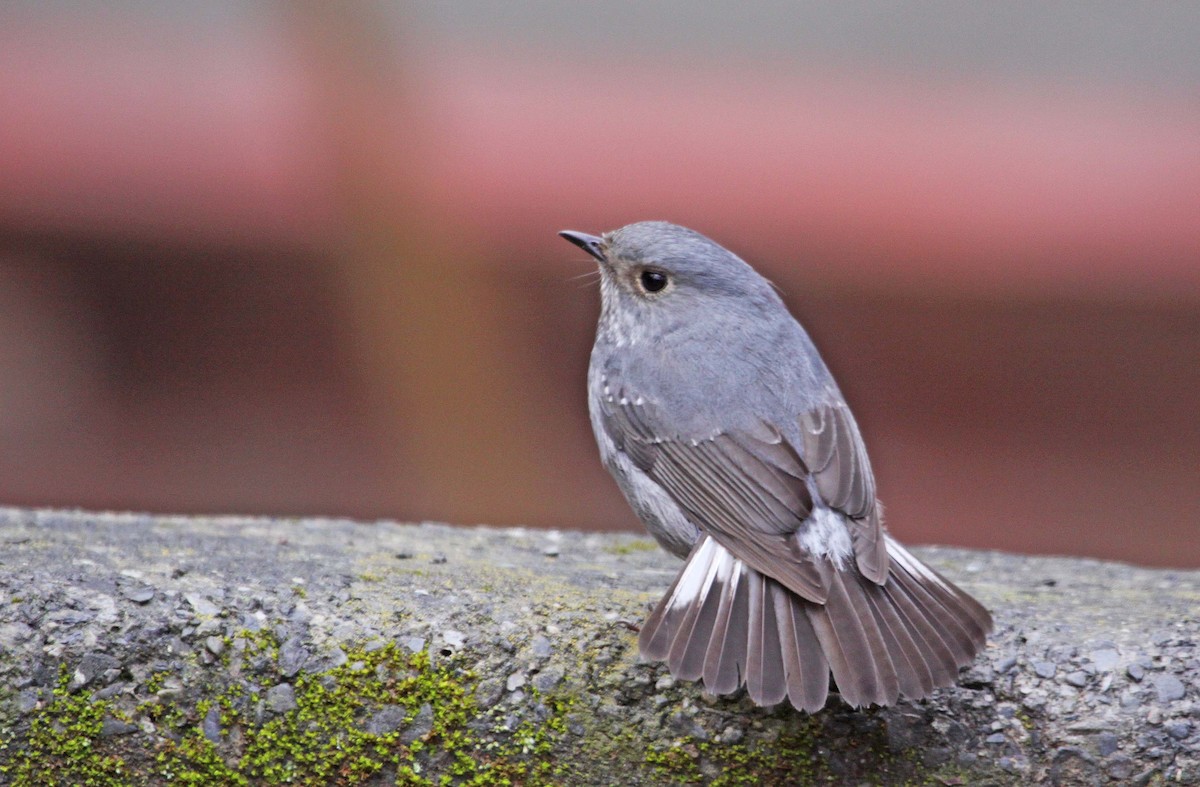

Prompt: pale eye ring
[{"left": 639, "top": 268, "right": 669, "bottom": 293}]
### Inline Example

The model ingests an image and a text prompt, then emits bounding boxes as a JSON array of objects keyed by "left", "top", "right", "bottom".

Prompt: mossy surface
[
  {"left": 1, "top": 634, "right": 972, "bottom": 787},
  {"left": 579, "top": 701, "right": 957, "bottom": 787},
  {"left": 3, "top": 636, "right": 576, "bottom": 787},
  {"left": 1, "top": 666, "right": 129, "bottom": 787},
  {"left": 3, "top": 508, "right": 1198, "bottom": 785}
]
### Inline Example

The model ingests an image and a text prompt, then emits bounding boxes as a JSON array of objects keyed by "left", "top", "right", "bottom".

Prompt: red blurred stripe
[
  {"left": 430, "top": 53, "right": 1200, "bottom": 295},
  {"left": 2, "top": 24, "right": 1197, "bottom": 295}
]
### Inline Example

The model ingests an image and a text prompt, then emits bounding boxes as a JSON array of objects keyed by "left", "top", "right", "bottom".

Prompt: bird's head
[{"left": 559, "top": 221, "right": 780, "bottom": 346}]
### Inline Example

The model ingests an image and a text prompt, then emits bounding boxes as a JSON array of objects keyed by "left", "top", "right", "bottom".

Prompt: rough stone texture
[{"left": 0, "top": 507, "right": 1197, "bottom": 785}]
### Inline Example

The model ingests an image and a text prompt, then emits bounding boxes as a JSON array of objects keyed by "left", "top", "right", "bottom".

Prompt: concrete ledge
[{"left": 0, "top": 507, "right": 1196, "bottom": 785}]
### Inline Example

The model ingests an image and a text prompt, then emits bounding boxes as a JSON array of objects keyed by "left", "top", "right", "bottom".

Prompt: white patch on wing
[
  {"left": 797, "top": 507, "right": 853, "bottom": 569},
  {"left": 884, "top": 534, "right": 952, "bottom": 593}
]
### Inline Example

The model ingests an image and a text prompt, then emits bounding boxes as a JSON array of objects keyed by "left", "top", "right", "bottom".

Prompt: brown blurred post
[{"left": 283, "top": 3, "right": 549, "bottom": 524}]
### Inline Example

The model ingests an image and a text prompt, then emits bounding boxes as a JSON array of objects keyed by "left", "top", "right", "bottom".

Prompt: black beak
[{"left": 558, "top": 230, "right": 607, "bottom": 263}]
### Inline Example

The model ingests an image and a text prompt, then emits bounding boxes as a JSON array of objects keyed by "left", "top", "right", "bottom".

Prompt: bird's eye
[{"left": 639, "top": 268, "right": 669, "bottom": 294}]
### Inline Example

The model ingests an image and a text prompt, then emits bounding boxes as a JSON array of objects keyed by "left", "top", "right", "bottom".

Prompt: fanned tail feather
[
  {"left": 639, "top": 535, "right": 992, "bottom": 711},
  {"left": 807, "top": 567, "right": 900, "bottom": 707}
]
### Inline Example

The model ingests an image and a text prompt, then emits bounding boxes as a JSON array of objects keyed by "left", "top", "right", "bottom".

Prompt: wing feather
[
  {"left": 800, "top": 403, "right": 889, "bottom": 583},
  {"left": 601, "top": 389, "right": 888, "bottom": 594}
]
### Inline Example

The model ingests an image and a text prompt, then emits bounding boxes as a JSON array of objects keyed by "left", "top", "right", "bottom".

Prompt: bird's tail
[{"left": 638, "top": 535, "right": 992, "bottom": 711}]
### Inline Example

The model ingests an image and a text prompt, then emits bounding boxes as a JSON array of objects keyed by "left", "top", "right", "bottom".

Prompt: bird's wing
[
  {"left": 601, "top": 392, "right": 888, "bottom": 603},
  {"left": 799, "top": 403, "right": 889, "bottom": 584}
]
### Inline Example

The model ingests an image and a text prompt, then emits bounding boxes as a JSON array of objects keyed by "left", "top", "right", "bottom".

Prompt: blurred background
[{"left": 1, "top": 3, "right": 1197, "bottom": 567}]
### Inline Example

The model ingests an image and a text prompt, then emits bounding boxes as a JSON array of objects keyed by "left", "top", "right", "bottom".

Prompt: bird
[{"left": 559, "top": 221, "right": 992, "bottom": 712}]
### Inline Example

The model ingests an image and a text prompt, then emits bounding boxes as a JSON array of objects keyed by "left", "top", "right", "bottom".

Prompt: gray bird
[{"left": 560, "top": 221, "right": 992, "bottom": 712}]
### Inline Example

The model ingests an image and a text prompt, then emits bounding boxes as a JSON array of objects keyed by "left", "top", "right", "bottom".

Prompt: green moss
[
  {"left": 0, "top": 666, "right": 128, "bottom": 787},
  {"left": 3, "top": 630, "right": 579, "bottom": 786},
  {"left": 154, "top": 734, "right": 246, "bottom": 787},
  {"left": 237, "top": 627, "right": 281, "bottom": 658},
  {"left": 143, "top": 671, "right": 168, "bottom": 694},
  {"left": 150, "top": 638, "right": 572, "bottom": 786},
  {"left": 645, "top": 742, "right": 705, "bottom": 783}
]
